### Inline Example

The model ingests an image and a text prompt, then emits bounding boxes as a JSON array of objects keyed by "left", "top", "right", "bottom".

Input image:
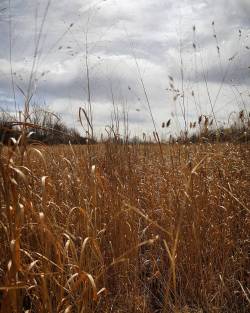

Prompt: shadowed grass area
[{"left": 0, "top": 141, "right": 249, "bottom": 312}]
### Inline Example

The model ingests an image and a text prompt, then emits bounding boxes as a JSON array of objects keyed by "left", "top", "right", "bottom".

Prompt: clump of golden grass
[{"left": 0, "top": 139, "right": 249, "bottom": 312}]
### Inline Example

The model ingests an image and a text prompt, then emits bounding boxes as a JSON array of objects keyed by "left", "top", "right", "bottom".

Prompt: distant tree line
[
  {"left": 0, "top": 106, "right": 94, "bottom": 145},
  {"left": 173, "top": 111, "right": 250, "bottom": 144},
  {"left": 1, "top": 107, "right": 249, "bottom": 145}
]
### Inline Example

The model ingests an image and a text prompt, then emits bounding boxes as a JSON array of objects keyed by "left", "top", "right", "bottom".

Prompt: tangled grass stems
[{"left": 0, "top": 138, "right": 249, "bottom": 312}]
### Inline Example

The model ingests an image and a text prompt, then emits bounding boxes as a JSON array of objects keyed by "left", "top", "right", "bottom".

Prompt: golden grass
[{"left": 0, "top": 142, "right": 249, "bottom": 312}]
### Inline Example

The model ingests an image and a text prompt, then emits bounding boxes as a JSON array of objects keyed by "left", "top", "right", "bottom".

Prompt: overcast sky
[{"left": 0, "top": 0, "right": 249, "bottom": 137}]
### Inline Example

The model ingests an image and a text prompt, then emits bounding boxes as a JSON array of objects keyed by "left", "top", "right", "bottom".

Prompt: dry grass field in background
[{"left": 0, "top": 141, "right": 249, "bottom": 312}]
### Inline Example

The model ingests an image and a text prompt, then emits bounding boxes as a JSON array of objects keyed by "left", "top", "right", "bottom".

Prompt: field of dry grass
[{"left": 0, "top": 141, "right": 249, "bottom": 312}]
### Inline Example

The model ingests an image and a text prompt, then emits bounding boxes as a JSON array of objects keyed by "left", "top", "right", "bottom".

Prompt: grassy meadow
[
  {"left": 0, "top": 2, "right": 250, "bottom": 312},
  {"left": 0, "top": 140, "right": 249, "bottom": 312}
]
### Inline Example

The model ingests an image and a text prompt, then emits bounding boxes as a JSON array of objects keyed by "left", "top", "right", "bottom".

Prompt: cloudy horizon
[{"left": 0, "top": 0, "right": 250, "bottom": 137}]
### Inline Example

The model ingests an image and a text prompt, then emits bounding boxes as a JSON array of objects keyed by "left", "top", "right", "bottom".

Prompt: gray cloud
[{"left": 0, "top": 0, "right": 249, "bottom": 135}]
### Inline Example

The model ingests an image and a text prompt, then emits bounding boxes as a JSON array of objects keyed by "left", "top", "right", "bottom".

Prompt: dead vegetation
[{"left": 0, "top": 140, "right": 249, "bottom": 313}]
